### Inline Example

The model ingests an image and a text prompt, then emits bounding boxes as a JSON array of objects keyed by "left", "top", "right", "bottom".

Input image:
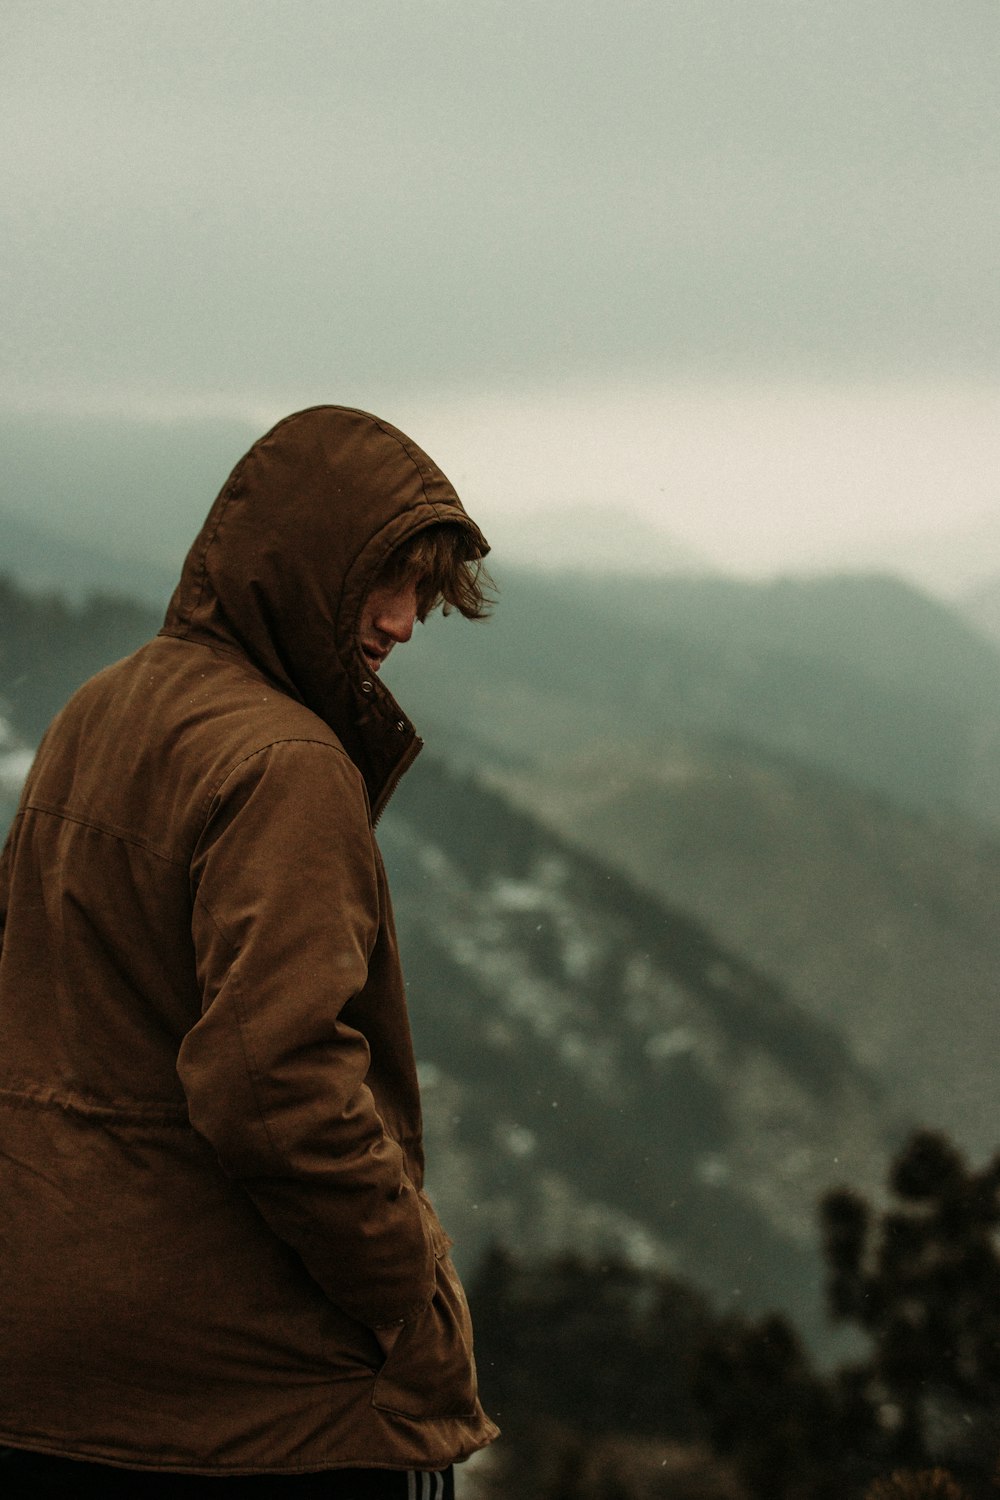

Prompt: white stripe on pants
[{"left": 408, "top": 1472, "right": 444, "bottom": 1500}]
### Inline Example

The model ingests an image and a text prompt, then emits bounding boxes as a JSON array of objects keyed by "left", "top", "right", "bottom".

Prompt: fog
[{"left": 3, "top": 0, "right": 999, "bottom": 586}]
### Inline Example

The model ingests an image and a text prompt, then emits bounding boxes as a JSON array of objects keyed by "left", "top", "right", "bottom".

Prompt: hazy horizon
[
  {"left": 2, "top": 386, "right": 998, "bottom": 596},
  {"left": 3, "top": 1, "right": 999, "bottom": 589}
]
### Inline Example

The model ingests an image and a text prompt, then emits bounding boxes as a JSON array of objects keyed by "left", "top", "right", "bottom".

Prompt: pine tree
[{"left": 821, "top": 1130, "right": 1000, "bottom": 1475}]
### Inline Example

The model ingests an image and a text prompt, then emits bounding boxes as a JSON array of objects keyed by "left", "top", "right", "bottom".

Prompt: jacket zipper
[{"left": 372, "top": 735, "right": 423, "bottom": 827}]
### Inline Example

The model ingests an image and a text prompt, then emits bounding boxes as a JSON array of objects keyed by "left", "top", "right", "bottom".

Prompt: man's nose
[{"left": 375, "top": 586, "right": 418, "bottom": 642}]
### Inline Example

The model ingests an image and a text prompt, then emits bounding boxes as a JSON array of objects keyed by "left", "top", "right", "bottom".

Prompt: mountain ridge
[{"left": 382, "top": 755, "right": 899, "bottom": 1347}]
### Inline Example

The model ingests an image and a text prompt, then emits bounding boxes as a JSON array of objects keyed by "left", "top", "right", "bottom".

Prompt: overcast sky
[{"left": 3, "top": 0, "right": 999, "bottom": 580}]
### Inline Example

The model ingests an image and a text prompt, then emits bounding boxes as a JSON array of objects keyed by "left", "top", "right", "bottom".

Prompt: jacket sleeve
[{"left": 177, "top": 737, "right": 435, "bottom": 1329}]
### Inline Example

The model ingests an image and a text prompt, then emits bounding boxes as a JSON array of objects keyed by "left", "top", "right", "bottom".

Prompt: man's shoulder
[
  {"left": 144, "top": 634, "right": 349, "bottom": 755},
  {"left": 29, "top": 636, "right": 360, "bottom": 835}
]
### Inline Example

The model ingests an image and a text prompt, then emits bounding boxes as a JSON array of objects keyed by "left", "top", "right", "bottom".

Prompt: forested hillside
[
  {"left": 383, "top": 756, "right": 895, "bottom": 1344},
  {"left": 384, "top": 567, "right": 1000, "bottom": 1156},
  {"left": 492, "top": 738, "right": 1000, "bottom": 1157}
]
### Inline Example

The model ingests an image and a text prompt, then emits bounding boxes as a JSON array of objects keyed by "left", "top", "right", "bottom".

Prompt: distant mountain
[
  {"left": 962, "top": 572, "right": 1000, "bottom": 645},
  {"left": 0, "top": 576, "right": 160, "bottom": 742},
  {"left": 0, "top": 409, "right": 256, "bottom": 586},
  {"left": 0, "top": 505, "right": 177, "bottom": 607},
  {"left": 830, "top": 508, "right": 1000, "bottom": 601},
  {"left": 382, "top": 756, "right": 897, "bottom": 1348},
  {"left": 487, "top": 503, "right": 709, "bottom": 575},
  {"left": 386, "top": 567, "right": 1000, "bottom": 829},
  {"left": 489, "top": 736, "right": 1000, "bottom": 1159}
]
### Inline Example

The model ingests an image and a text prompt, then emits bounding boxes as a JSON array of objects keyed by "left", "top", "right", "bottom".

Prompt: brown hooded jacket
[{"left": 0, "top": 407, "right": 499, "bottom": 1474}]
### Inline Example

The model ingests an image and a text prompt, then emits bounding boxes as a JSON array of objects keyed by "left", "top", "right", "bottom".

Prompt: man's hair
[{"left": 378, "top": 522, "right": 495, "bottom": 621}]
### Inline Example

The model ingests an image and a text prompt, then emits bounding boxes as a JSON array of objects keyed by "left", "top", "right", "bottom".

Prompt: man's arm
[{"left": 177, "top": 737, "right": 435, "bottom": 1329}]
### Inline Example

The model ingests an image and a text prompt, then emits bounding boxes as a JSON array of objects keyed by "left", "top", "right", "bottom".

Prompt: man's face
[{"left": 357, "top": 575, "right": 420, "bottom": 675}]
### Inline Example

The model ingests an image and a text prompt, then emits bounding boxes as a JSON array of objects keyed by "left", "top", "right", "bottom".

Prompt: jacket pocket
[{"left": 371, "top": 1228, "right": 478, "bottom": 1422}]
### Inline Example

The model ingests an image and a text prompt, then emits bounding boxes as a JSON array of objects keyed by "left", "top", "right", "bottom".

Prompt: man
[{"left": 0, "top": 406, "right": 499, "bottom": 1496}]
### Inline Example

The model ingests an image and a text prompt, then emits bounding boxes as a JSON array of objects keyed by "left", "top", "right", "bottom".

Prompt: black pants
[{"left": 0, "top": 1449, "right": 454, "bottom": 1498}]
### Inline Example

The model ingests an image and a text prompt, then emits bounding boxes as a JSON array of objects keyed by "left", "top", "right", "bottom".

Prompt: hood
[{"left": 160, "top": 405, "right": 489, "bottom": 812}]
